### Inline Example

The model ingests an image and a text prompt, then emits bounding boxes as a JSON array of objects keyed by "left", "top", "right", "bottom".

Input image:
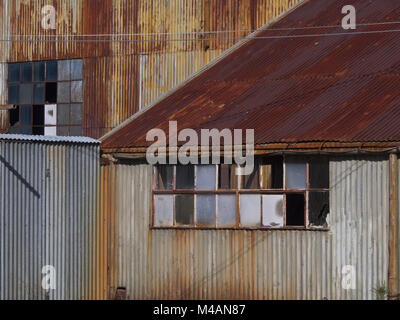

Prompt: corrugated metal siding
[
  {"left": 0, "top": 138, "right": 104, "bottom": 300},
  {"left": 103, "top": 155, "right": 390, "bottom": 300}
]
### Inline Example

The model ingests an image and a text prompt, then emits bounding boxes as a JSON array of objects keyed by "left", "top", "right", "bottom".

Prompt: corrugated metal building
[
  {"left": 0, "top": 0, "right": 301, "bottom": 138},
  {"left": 0, "top": 134, "right": 105, "bottom": 300},
  {"left": 100, "top": 0, "right": 400, "bottom": 300}
]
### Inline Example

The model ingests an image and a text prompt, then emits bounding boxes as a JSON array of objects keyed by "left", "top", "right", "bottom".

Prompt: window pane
[
  {"left": 33, "top": 126, "right": 44, "bottom": 135},
  {"left": 21, "top": 62, "right": 32, "bottom": 82},
  {"left": 176, "top": 165, "right": 194, "bottom": 189},
  {"left": 196, "top": 195, "right": 216, "bottom": 227},
  {"left": 45, "top": 83, "right": 57, "bottom": 103},
  {"left": 260, "top": 157, "right": 283, "bottom": 189},
  {"left": 175, "top": 195, "right": 194, "bottom": 226},
  {"left": 57, "top": 126, "right": 69, "bottom": 136},
  {"left": 310, "top": 157, "right": 329, "bottom": 189},
  {"left": 217, "top": 195, "right": 236, "bottom": 227},
  {"left": 70, "top": 104, "right": 82, "bottom": 125},
  {"left": 309, "top": 191, "right": 329, "bottom": 227},
  {"left": 8, "top": 63, "right": 20, "bottom": 82},
  {"left": 8, "top": 127, "right": 20, "bottom": 134},
  {"left": 9, "top": 106, "right": 19, "bottom": 126},
  {"left": 286, "top": 159, "right": 306, "bottom": 189},
  {"left": 19, "top": 84, "right": 32, "bottom": 104},
  {"left": 239, "top": 194, "right": 261, "bottom": 227},
  {"left": 46, "top": 61, "right": 57, "bottom": 81},
  {"left": 71, "top": 59, "right": 83, "bottom": 80},
  {"left": 71, "top": 80, "right": 83, "bottom": 102},
  {"left": 8, "top": 84, "right": 19, "bottom": 104},
  {"left": 154, "top": 195, "right": 174, "bottom": 227},
  {"left": 286, "top": 193, "right": 305, "bottom": 226},
  {"left": 242, "top": 162, "right": 259, "bottom": 189},
  {"left": 196, "top": 165, "right": 216, "bottom": 190},
  {"left": 58, "top": 60, "right": 70, "bottom": 81},
  {"left": 57, "top": 82, "right": 70, "bottom": 103},
  {"left": 262, "top": 194, "right": 284, "bottom": 228},
  {"left": 44, "top": 104, "right": 57, "bottom": 126},
  {"left": 33, "top": 84, "right": 45, "bottom": 104},
  {"left": 70, "top": 126, "right": 82, "bottom": 136},
  {"left": 20, "top": 127, "right": 32, "bottom": 135},
  {"left": 57, "top": 104, "right": 69, "bottom": 125},
  {"left": 218, "top": 164, "right": 238, "bottom": 189},
  {"left": 156, "top": 165, "right": 173, "bottom": 190},
  {"left": 20, "top": 106, "right": 31, "bottom": 126},
  {"left": 34, "top": 62, "right": 45, "bottom": 81},
  {"left": 33, "top": 105, "right": 44, "bottom": 127}
]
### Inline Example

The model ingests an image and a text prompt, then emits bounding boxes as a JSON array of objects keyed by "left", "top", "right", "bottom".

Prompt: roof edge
[
  {"left": 0, "top": 134, "right": 100, "bottom": 144},
  {"left": 99, "top": 0, "right": 309, "bottom": 142}
]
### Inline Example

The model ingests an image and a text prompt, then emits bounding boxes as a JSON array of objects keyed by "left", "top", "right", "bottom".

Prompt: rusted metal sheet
[
  {"left": 101, "top": 0, "right": 400, "bottom": 148},
  {"left": 102, "top": 155, "right": 389, "bottom": 299},
  {"left": 0, "top": 135, "right": 105, "bottom": 300}
]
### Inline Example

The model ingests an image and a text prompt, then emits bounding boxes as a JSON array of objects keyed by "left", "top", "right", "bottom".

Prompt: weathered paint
[
  {"left": 0, "top": 0, "right": 302, "bottom": 137},
  {"left": 101, "top": 154, "right": 390, "bottom": 300},
  {"left": 0, "top": 135, "right": 105, "bottom": 299}
]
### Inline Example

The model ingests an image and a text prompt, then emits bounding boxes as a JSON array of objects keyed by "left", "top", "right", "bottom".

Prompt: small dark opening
[
  {"left": 45, "top": 83, "right": 57, "bottom": 103},
  {"left": 32, "top": 105, "right": 44, "bottom": 135},
  {"left": 286, "top": 193, "right": 305, "bottom": 226},
  {"left": 9, "top": 106, "right": 19, "bottom": 127},
  {"left": 309, "top": 192, "right": 329, "bottom": 226},
  {"left": 175, "top": 194, "right": 194, "bottom": 225},
  {"left": 176, "top": 165, "right": 194, "bottom": 189}
]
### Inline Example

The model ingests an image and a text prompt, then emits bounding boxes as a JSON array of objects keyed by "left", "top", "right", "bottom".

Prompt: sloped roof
[{"left": 101, "top": 0, "right": 400, "bottom": 149}]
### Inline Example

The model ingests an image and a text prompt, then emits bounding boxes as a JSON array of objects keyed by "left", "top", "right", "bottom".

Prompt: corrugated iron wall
[
  {"left": 0, "top": 138, "right": 105, "bottom": 299},
  {"left": 0, "top": 0, "right": 302, "bottom": 137},
  {"left": 101, "top": 155, "right": 390, "bottom": 300}
]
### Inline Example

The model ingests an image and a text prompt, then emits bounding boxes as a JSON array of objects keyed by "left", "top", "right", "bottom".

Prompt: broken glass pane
[
  {"left": 8, "top": 84, "right": 19, "bottom": 104},
  {"left": 8, "top": 63, "right": 20, "bottom": 82},
  {"left": 71, "top": 59, "right": 83, "bottom": 80},
  {"left": 239, "top": 194, "right": 261, "bottom": 227},
  {"left": 154, "top": 195, "right": 174, "bottom": 227},
  {"left": 217, "top": 195, "right": 236, "bottom": 227},
  {"left": 71, "top": 80, "right": 83, "bottom": 102},
  {"left": 70, "top": 126, "right": 82, "bottom": 136},
  {"left": 262, "top": 194, "right": 284, "bottom": 228},
  {"left": 196, "top": 195, "right": 216, "bottom": 226},
  {"left": 175, "top": 194, "right": 194, "bottom": 225},
  {"left": 45, "top": 83, "right": 57, "bottom": 103},
  {"left": 286, "top": 159, "right": 307, "bottom": 189},
  {"left": 176, "top": 165, "right": 194, "bottom": 189},
  {"left": 46, "top": 61, "right": 57, "bottom": 81},
  {"left": 20, "top": 106, "right": 31, "bottom": 126},
  {"left": 242, "top": 161, "right": 259, "bottom": 189},
  {"left": 21, "top": 62, "right": 32, "bottom": 82},
  {"left": 57, "top": 104, "right": 69, "bottom": 125},
  {"left": 156, "top": 165, "right": 174, "bottom": 190},
  {"left": 218, "top": 164, "right": 238, "bottom": 189},
  {"left": 309, "top": 191, "right": 329, "bottom": 227},
  {"left": 286, "top": 193, "right": 305, "bottom": 226},
  {"left": 57, "top": 82, "right": 70, "bottom": 103},
  {"left": 34, "top": 62, "right": 45, "bottom": 81},
  {"left": 58, "top": 60, "right": 70, "bottom": 81},
  {"left": 309, "top": 157, "right": 329, "bottom": 189},
  {"left": 33, "top": 84, "right": 45, "bottom": 104},
  {"left": 70, "top": 104, "right": 82, "bottom": 125},
  {"left": 260, "top": 157, "right": 283, "bottom": 189},
  {"left": 196, "top": 165, "right": 216, "bottom": 190},
  {"left": 19, "top": 84, "right": 32, "bottom": 104}
]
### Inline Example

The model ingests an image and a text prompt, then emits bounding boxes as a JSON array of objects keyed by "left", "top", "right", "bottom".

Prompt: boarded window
[
  {"left": 218, "top": 164, "right": 238, "bottom": 189},
  {"left": 176, "top": 165, "right": 194, "bottom": 189},
  {"left": 240, "top": 194, "right": 261, "bottom": 227},
  {"left": 286, "top": 193, "right": 305, "bottom": 226},
  {"left": 286, "top": 159, "right": 307, "bottom": 189},
  {"left": 217, "top": 195, "right": 236, "bottom": 227},
  {"left": 196, "top": 195, "right": 216, "bottom": 226},
  {"left": 196, "top": 165, "right": 216, "bottom": 190},
  {"left": 260, "top": 157, "right": 283, "bottom": 189},
  {"left": 175, "top": 195, "right": 194, "bottom": 225},
  {"left": 309, "top": 191, "right": 329, "bottom": 226},
  {"left": 154, "top": 195, "right": 174, "bottom": 227},
  {"left": 262, "top": 194, "right": 284, "bottom": 228}
]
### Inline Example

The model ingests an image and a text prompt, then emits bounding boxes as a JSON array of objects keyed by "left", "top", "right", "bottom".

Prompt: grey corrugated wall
[
  {"left": 0, "top": 138, "right": 101, "bottom": 300},
  {"left": 104, "top": 154, "right": 390, "bottom": 300}
]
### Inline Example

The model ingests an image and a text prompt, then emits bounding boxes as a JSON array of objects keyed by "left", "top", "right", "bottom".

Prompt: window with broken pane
[
  {"left": 7, "top": 59, "right": 83, "bottom": 136},
  {"left": 152, "top": 156, "right": 329, "bottom": 230}
]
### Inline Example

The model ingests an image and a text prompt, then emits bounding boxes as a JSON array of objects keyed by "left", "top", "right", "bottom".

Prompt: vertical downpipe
[{"left": 389, "top": 152, "right": 399, "bottom": 299}]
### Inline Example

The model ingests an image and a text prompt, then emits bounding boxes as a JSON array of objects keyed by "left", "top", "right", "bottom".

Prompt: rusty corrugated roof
[{"left": 101, "top": 0, "right": 400, "bottom": 149}]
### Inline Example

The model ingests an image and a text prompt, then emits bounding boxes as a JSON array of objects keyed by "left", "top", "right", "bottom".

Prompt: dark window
[
  {"left": 21, "top": 62, "right": 33, "bottom": 82},
  {"left": 45, "top": 83, "right": 57, "bottom": 103},
  {"left": 46, "top": 61, "right": 57, "bottom": 81},
  {"left": 175, "top": 195, "right": 194, "bottom": 225},
  {"left": 286, "top": 193, "right": 305, "bottom": 226},
  {"left": 156, "top": 165, "right": 174, "bottom": 190},
  {"left": 176, "top": 165, "right": 194, "bottom": 189},
  {"left": 34, "top": 62, "right": 45, "bottom": 82},
  {"left": 308, "top": 191, "right": 329, "bottom": 226},
  {"left": 309, "top": 157, "right": 330, "bottom": 188},
  {"left": 8, "top": 63, "right": 20, "bottom": 82}
]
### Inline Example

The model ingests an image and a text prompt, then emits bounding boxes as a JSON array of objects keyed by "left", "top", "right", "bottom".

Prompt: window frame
[{"left": 151, "top": 156, "right": 330, "bottom": 231}]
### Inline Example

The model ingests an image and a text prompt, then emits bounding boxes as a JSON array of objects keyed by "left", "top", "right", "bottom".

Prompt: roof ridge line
[{"left": 99, "top": 0, "right": 309, "bottom": 142}]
